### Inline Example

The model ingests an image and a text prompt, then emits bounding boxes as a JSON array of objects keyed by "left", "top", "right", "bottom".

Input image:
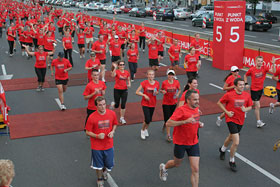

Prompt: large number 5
[
  {"left": 230, "top": 26, "right": 240, "bottom": 43},
  {"left": 216, "top": 26, "right": 222, "bottom": 42}
]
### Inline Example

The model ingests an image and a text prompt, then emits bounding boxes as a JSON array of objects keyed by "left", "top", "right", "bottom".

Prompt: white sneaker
[
  {"left": 25, "top": 52, "right": 28, "bottom": 56},
  {"left": 216, "top": 116, "right": 222, "bottom": 127},
  {"left": 61, "top": 104, "right": 66, "bottom": 111},
  {"left": 144, "top": 129, "right": 149, "bottom": 137},
  {"left": 97, "top": 180, "right": 104, "bottom": 187},
  {"left": 143, "top": 49, "right": 145, "bottom": 53},
  {"left": 257, "top": 120, "right": 266, "bottom": 128},
  {"left": 83, "top": 54, "right": 85, "bottom": 58},
  {"left": 159, "top": 163, "right": 168, "bottom": 181},
  {"left": 80, "top": 55, "right": 82, "bottom": 58},
  {"left": 131, "top": 79, "right": 134, "bottom": 82},
  {"left": 141, "top": 130, "right": 146, "bottom": 140},
  {"left": 109, "top": 102, "right": 115, "bottom": 110},
  {"left": 103, "top": 170, "right": 108, "bottom": 181},
  {"left": 120, "top": 117, "right": 126, "bottom": 125},
  {"left": 36, "top": 86, "right": 41, "bottom": 92},
  {"left": 269, "top": 103, "right": 275, "bottom": 114},
  {"left": 102, "top": 78, "right": 106, "bottom": 82},
  {"left": 22, "top": 51, "right": 24, "bottom": 56}
]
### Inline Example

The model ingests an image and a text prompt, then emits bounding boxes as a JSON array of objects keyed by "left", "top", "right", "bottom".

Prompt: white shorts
[{"left": 86, "top": 38, "right": 94, "bottom": 44}]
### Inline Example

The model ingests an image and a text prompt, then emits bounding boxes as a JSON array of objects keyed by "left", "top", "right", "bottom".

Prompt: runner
[
  {"left": 110, "top": 61, "right": 131, "bottom": 125},
  {"left": 127, "top": 43, "right": 139, "bottom": 82},
  {"left": 217, "top": 78, "right": 253, "bottom": 172},
  {"left": 244, "top": 56, "right": 275, "bottom": 127},
  {"left": 84, "top": 22, "right": 95, "bottom": 53},
  {"left": 92, "top": 34, "right": 107, "bottom": 82},
  {"left": 216, "top": 66, "right": 241, "bottom": 126},
  {"left": 168, "top": 38, "right": 181, "bottom": 78},
  {"left": 160, "top": 69, "right": 181, "bottom": 142},
  {"left": 157, "top": 31, "right": 165, "bottom": 64},
  {"left": 109, "top": 35, "right": 122, "bottom": 70},
  {"left": 83, "top": 69, "right": 106, "bottom": 124},
  {"left": 117, "top": 25, "right": 126, "bottom": 58},
  {"left": 159, "top": 90, "right": 204, "bottom": 187},
  {"left": 51, "top": 52, "right": 72, "bottom": 110},
  {"left": 178, "top": 78, "right": 199, "bottom": 107},
  {"left": 184, "top": 46, "right": 201, "bottom": 80},
  {"left": 76, "top": 27, "right": 85, "bottom": 58},
  {"left": 269, "top": 58, "right": 280, "bottom": 114},
  {"left": 128, "top": 30, "right": 139, "bottom": 50},
  {"left": 147, "top": 36, "right": 159, "bottom": 71},
  {"left": 85, "top": 96, "right": 118, "bottom": 187},
  {"left": 24, "top": 25, "right": 34, "bottom": 59},
  {"left": 23, "top": 45, "right": 53, "bottom": 91},
  {"left": 62, "top": 30, "right": 74, "bottom": 67},
  {"left": 190, "top": 33, "right": 202, "bottom": 77},
  {"left": 57, "top": 17, "right": 64, "bottom": 38},
  {"left": 44, "top": 31, "right": 57, "bottom": 68},
  {"left": 6, "top": 23, "right": 16, "bottom": 57},
  {"left": 139, "top": 22, "right": 146, "bottom": 52},
  {"left": 85, "top": 52, "right": 101, "bottom": 82},
  {"left": 136, "top": 70, "right": 160, "bottom": 140}
]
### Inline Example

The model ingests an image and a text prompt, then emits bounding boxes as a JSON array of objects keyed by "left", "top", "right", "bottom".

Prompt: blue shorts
[
  {"left": 174, "top": 143, "right": 200, "bottom": 159},
  {"left": 91, "top": 148, "right": 114, "bottom": 171}
]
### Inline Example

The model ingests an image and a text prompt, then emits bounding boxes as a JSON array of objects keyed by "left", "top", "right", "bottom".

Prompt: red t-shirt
[
  {"left": 184, "top": 54, "right": 199, "bottom": 72},
  {"left": 127, "top": 49, "right": 138, "bottom": 63},
  {"left": 34, "top": 52, "right": 48, "bottom": 68},
  {"left": 225, "top": 75, "right": 241, "bottom": 92},
  {"left": 63, "top": 36, "right": 73, "bottom": 49},
  {"left": 161, "top": 79, "right": 180, "bottom": 105},
  {"left": 171, "top": 105, "right": 200, "bottom": 146},
  {"left": 51, "top": 58, "right": 72, "bottom": 80},
  {"left": 85, "top": 58, "right": 101, "bottom": 81},
  {"left": 129, "top": 35, "right": 139, "bottom": 47},
  {"left": 84, "top": 26, "right": 94, "bottom": 38},
  {"left": 274, "top": 68, "right": 280, "bottom": 90},
  {"left": 36, "top": 33, "right": 45, "bottom": 46},
  {"left": 92, "top": 40, "right": 106, "bottom": 60},
  {"left": 157, "top": 36, "right": 165, "bottom": 51},
  {"left": 148, "top": 43, "right": 158, "bottom": 59},
  {"left": 190, "top": 39, "right": 202, "bottom": 55},
  {"left": 77, "top": 33, "right": 85, "bottom": 44},
  {"left": 18, "top": 30, "right": 25, "bottom": 42},
  {"left": 180, "top": 89, "right": 200, "bottom": 102},
  {"left": 110, "top": 40, "right": 122, "bottom": 56},
  {"left": 6, "top": 29, "right": 15, "bottom": 41},
  {"left": 57, "top": 20, "right": 63, "bottom": 28},
  {"left": 83, "top": 81, "right": 106, "bottom": 110},
  {"left": 220, "top": 91, "right": 253, "bottom": 125},
  {"left": 44, "top": 36, "right": 55, "bottom": 50},
  {"left": 245, "top": 66, "right": 269, "bottom": 91},
  {"left": 114, "top": 70, "right": 130, "bottom": 90},
  {"left": 168, "top": 44, "right": 181, "bottom": 61},
  {"left": 24, "top": 31, "right": 33, "bottom": 43},
  {"left": 139, "top": 27, "right": 146, "bottom": 37},
  {"left": 85, "top": 109, "right": 118, "bottom": 150},
  {"left": 140, "top": 80, "right": 160, "bottom": 107},
  {"left": 117, "top": 30, "right": 126, "bottom": 44}
]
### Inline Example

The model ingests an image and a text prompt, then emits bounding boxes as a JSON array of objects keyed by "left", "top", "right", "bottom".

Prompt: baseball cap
[
  {"left": 114, "top": 35, "right": 119, "bottom": 39},
  {"left": 230, "top": 66, "right": 239, "bottom": 72},
  {"left": 167, "top": 69, "right": 175, "bottom": 75},
  {"left": 90, "top": 52, "right": 96, "bottom": 57},
  {"left": 58, "top": 52, "right": 64, "bottom": 58}
]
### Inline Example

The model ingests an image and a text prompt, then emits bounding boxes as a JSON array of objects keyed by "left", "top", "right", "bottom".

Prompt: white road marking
[
  {"left": 55, "top": 98, "right": 63, "bottom": 110},
  {"left": 209, "top": 83, "right": 223, "bottom": 90},
  {"left": 159, "top": 63, "right": 167, "bottom": 67},
  {"left": 57, "top": 39, "right": 62, "bottom": 43},
  {"left": 73, "top": 50, "right": 79, "bottom": 54},
  {"left": 180, "top": 24, "right": 189, "bottom": 27},
  {"left": 245, "top": 35, "right": 256, "bottom": 38},
  {"left": 272, "top": 39, "right": 278, "bottom": 42},
  {"left": 107, "top": 173, "right": 118, "bottom": 187},
  {"left": 0, "top": 64, "right": 13, "bottom": 80},
  {"left": 228, "top": 151, "right": 280, "bottom": 185},
  {"left": 2, "top": 64, "right": 7, "bottom": 75}
]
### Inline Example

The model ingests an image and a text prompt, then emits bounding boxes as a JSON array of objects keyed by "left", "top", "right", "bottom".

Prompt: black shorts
[
  {"left": 25, "top": 42, "right": 33, "bottom": 47},
  {"left": 55, "top": 79, "right": 68, "bottom": 85},
  {"left": 158, "top": 51, "right": 164, "bottom": 57},
  {"left": 71, "top": 31, "right": 75, "bottom": 37},
  {"left": 111, "top": 56, "right": 120, "bottom": 62},
  {"left": 171, "top": 60, "right": 179, "bottom": 66},
  {"left": 174, "top": 143, "right": 200, "bottom": 159},
  {"left": 78, "top": 44, "right": 85, "bottom": 48},
  {"left": 149, "top": 58, "right": 159, "bottom": 67},
  {"left": 20, "top": 42, "right": 25, "bottom": 49},
  {"left": 277, "top": 89, "right": 280, "bottom": 102},
  {"left": 58, "top": 27, "right": 63, "bottom": 32},
  {"left": 44, "top": 48, "right": 53, "bottom": 56},
  {"left": 100, "top": 59, "right": 106, "bottom": 65},
  {"left": 121, "top": 44, "right": 125, "bottom": 50},
  {"left": 142, "top": 106, "right": 155, "bottom": 124},
  {"left": 251, "top": 89, "right": 263, "bottom": 101},
  {"left": 227, "top": 122, "right": 243, "bottom": 134}
]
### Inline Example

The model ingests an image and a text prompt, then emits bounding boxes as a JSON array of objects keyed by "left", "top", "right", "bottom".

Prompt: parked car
[
  {"left": 62, "top": 1, "right": 70, "bottom": 7},
  {"left": 179, "top": 8, "right": 192, "bottom": 18},
  {"left": 121, "top": 5, "right": 132, "bottom": 13},
  {"left": 192, "top": 12, "right": 214, "bottom": 27},
  {"left": 85, "top": 3, "right": 99, "bottom": 11},
  {"left": 75, "top": 2, "right": 82, "bottom": 7},
  {"left": 69, "top": 1, "right": 75, "bottom": 6},
  {"left": 55, "top": 0, "right": 63, "bottom": 6},
  {"left": 102, "top": 3, "right": 110, "bottom": 11},
  {"left": 96, "top": 3, "right": 104, "bottom": 10},
  {"left": 145, "top": 6, "right": 157, "bottom": 16},
  {"left": 156, "top": 8, "right": 174, "bottom": 21},
  {"left": 190, "top": 10, "right": 205, "bottom": 19},
  {"left": 107, "top": 5, "right": 122, "bottom": 14},
  {"left": 245, "top": 15, "right": 272, "bottom": 31},
  {"left": 258, "top": 12, "right": 277, "bottom": 23},
  {"left": 173, "top": 9, "right": 187, "bottom": 20},
  {"left": 129, "top": 7, "right": 146, "bottom": 17},
  {"left": 200, "top": 5, "right": 214, "bottom": 11}
]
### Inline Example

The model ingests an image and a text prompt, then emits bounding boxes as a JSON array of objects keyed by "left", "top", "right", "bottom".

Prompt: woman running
[
  {"left": 62, "top": 29, "right": 74, "bottom": 67},
  {"left": 216, "top": 66, "right": 241, "bottom": 126},
  {"left": 178, "top": 78, "right": 199, "bottom": 107},
  {"left": 44, "top": 31, "right": 57, "bottom": 68},
  {"left": 184, "top": 46, "right": 201, "bottom": 80},
  {"left": 136, "top": 70, "right": 160, "bottom": 140},
  {"left": 23, "top": 45, "right": 53, "bottom": 91},
  {"left": 85, "top": 52, "right": 101, "bottom": 82},
  {"left": 76, "top": 27, "right": 85, "bottom": 58},
  {"left": 110, "top": 61, "right": 131, "bottom": 125},
  {"left": 6, "top": 23, "right": 16, "bottom": 57},
  {"left": 127, "top": 43, "right": 139, "bottom": 82},
  {"left": 139, "top": 22, "right": 146, "bottom": 52},
  {"left": 160, "top": 70, "right": 181, "bottom": 142}
]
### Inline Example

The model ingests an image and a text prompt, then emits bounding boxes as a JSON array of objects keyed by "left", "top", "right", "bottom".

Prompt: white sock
[
  {"left": 221, "top": 145, "right": 227, "bottom": 152},
  {"left": 217, "top": 116, "right": 221, "bottom": 120},
  {"left": 257, "top": 120, "right": 261, "bottom": 123},
  {"left": 230, "top": 157, "right": 235, "bottom": 162}
]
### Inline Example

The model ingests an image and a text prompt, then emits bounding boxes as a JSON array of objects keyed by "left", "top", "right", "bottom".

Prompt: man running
[
  {"left": 269, "top": 57, "right": 280, "bottom": 114},
  {"left": 92, "top": 35, "right": 107, "bottom": 82},
  {"left": 85, "top": 96, "right": 117, "bottom": 187},
  {"left": 218, "top": 78, "right": 253, "bottom": 172},
  {"left": 159, "top": 90, "right": 204, "bottom": 187}
]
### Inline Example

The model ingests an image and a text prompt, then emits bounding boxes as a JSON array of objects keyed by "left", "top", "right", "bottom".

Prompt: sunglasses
[
  {"left": 232, "top": 70, "right": 239, "bottom": 72},
  {"left": 119, "top": 64, "right": 125, "bottom": 66}
]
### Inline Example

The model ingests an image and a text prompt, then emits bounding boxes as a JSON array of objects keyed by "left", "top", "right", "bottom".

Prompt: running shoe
[
  {"left": 273, "top": 139, "right": 280, "bottom": 151},
  {"left": 103, "top": 170, "right": 108, "bottom": 181},
  {"left": 257, "top": 120, "right": 266, "bottom": 128},
  {"left": 144, "top": 129, "right": 149, "bottom": 137},
  {"left": 131, "top": 79, "right": 134, "bottom": 82},
  {"left": 61, "top": 105, "right": 66, "bottom": 111},
  {"left": 159, "top": 163, "right": 168, "bottom": 181},
  {"left": 216, "top": 116, "right": 222, "bottom": 127},
  {"left": 109, "top": 102, "right": 115, "bottom": 110},
  {"left": 167, "top": 136, "right": 172, "bottom": 143},
  {"left": 9, "top": 53, "right": 13, "bottom": 57},
  {"left": 13, "top": 48, "right": 16, "bottom": 52},
  {"left": 269, "top": 103, "right": 275, "bottom": 114},
  {"left": 97, "top": 180, "right": 104, "bottom": 187},
  {"left": 120, "top": 117, "right": 126, "bottom": 125},
  {"left": 80, "top": 55, "right": 82, "bottom": 59},
  {"left": 40, "top": 87, "right": 45, "bottom": 92},
  {"left": 219, "top": 147, "right": 225, "bottom": 160},
  {"left": 22, "top": 52, "right": 24, "bottom": 56},
  {"left": 141, "top": 130, "right": 146, "bottom": 140},
  {"left": 36, "top": 86, "right": 41, "bottom": 92},
  {"left": 143, "top": 49, "right": 145, "bottom": 53},
  {"left": 229, "top": 162, "right": 237, "bottom": 172}
]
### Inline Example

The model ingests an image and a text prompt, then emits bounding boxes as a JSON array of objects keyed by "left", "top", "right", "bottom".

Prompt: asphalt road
[{"left": 0, "top": 9, "right": 280, "bottom": 187}]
